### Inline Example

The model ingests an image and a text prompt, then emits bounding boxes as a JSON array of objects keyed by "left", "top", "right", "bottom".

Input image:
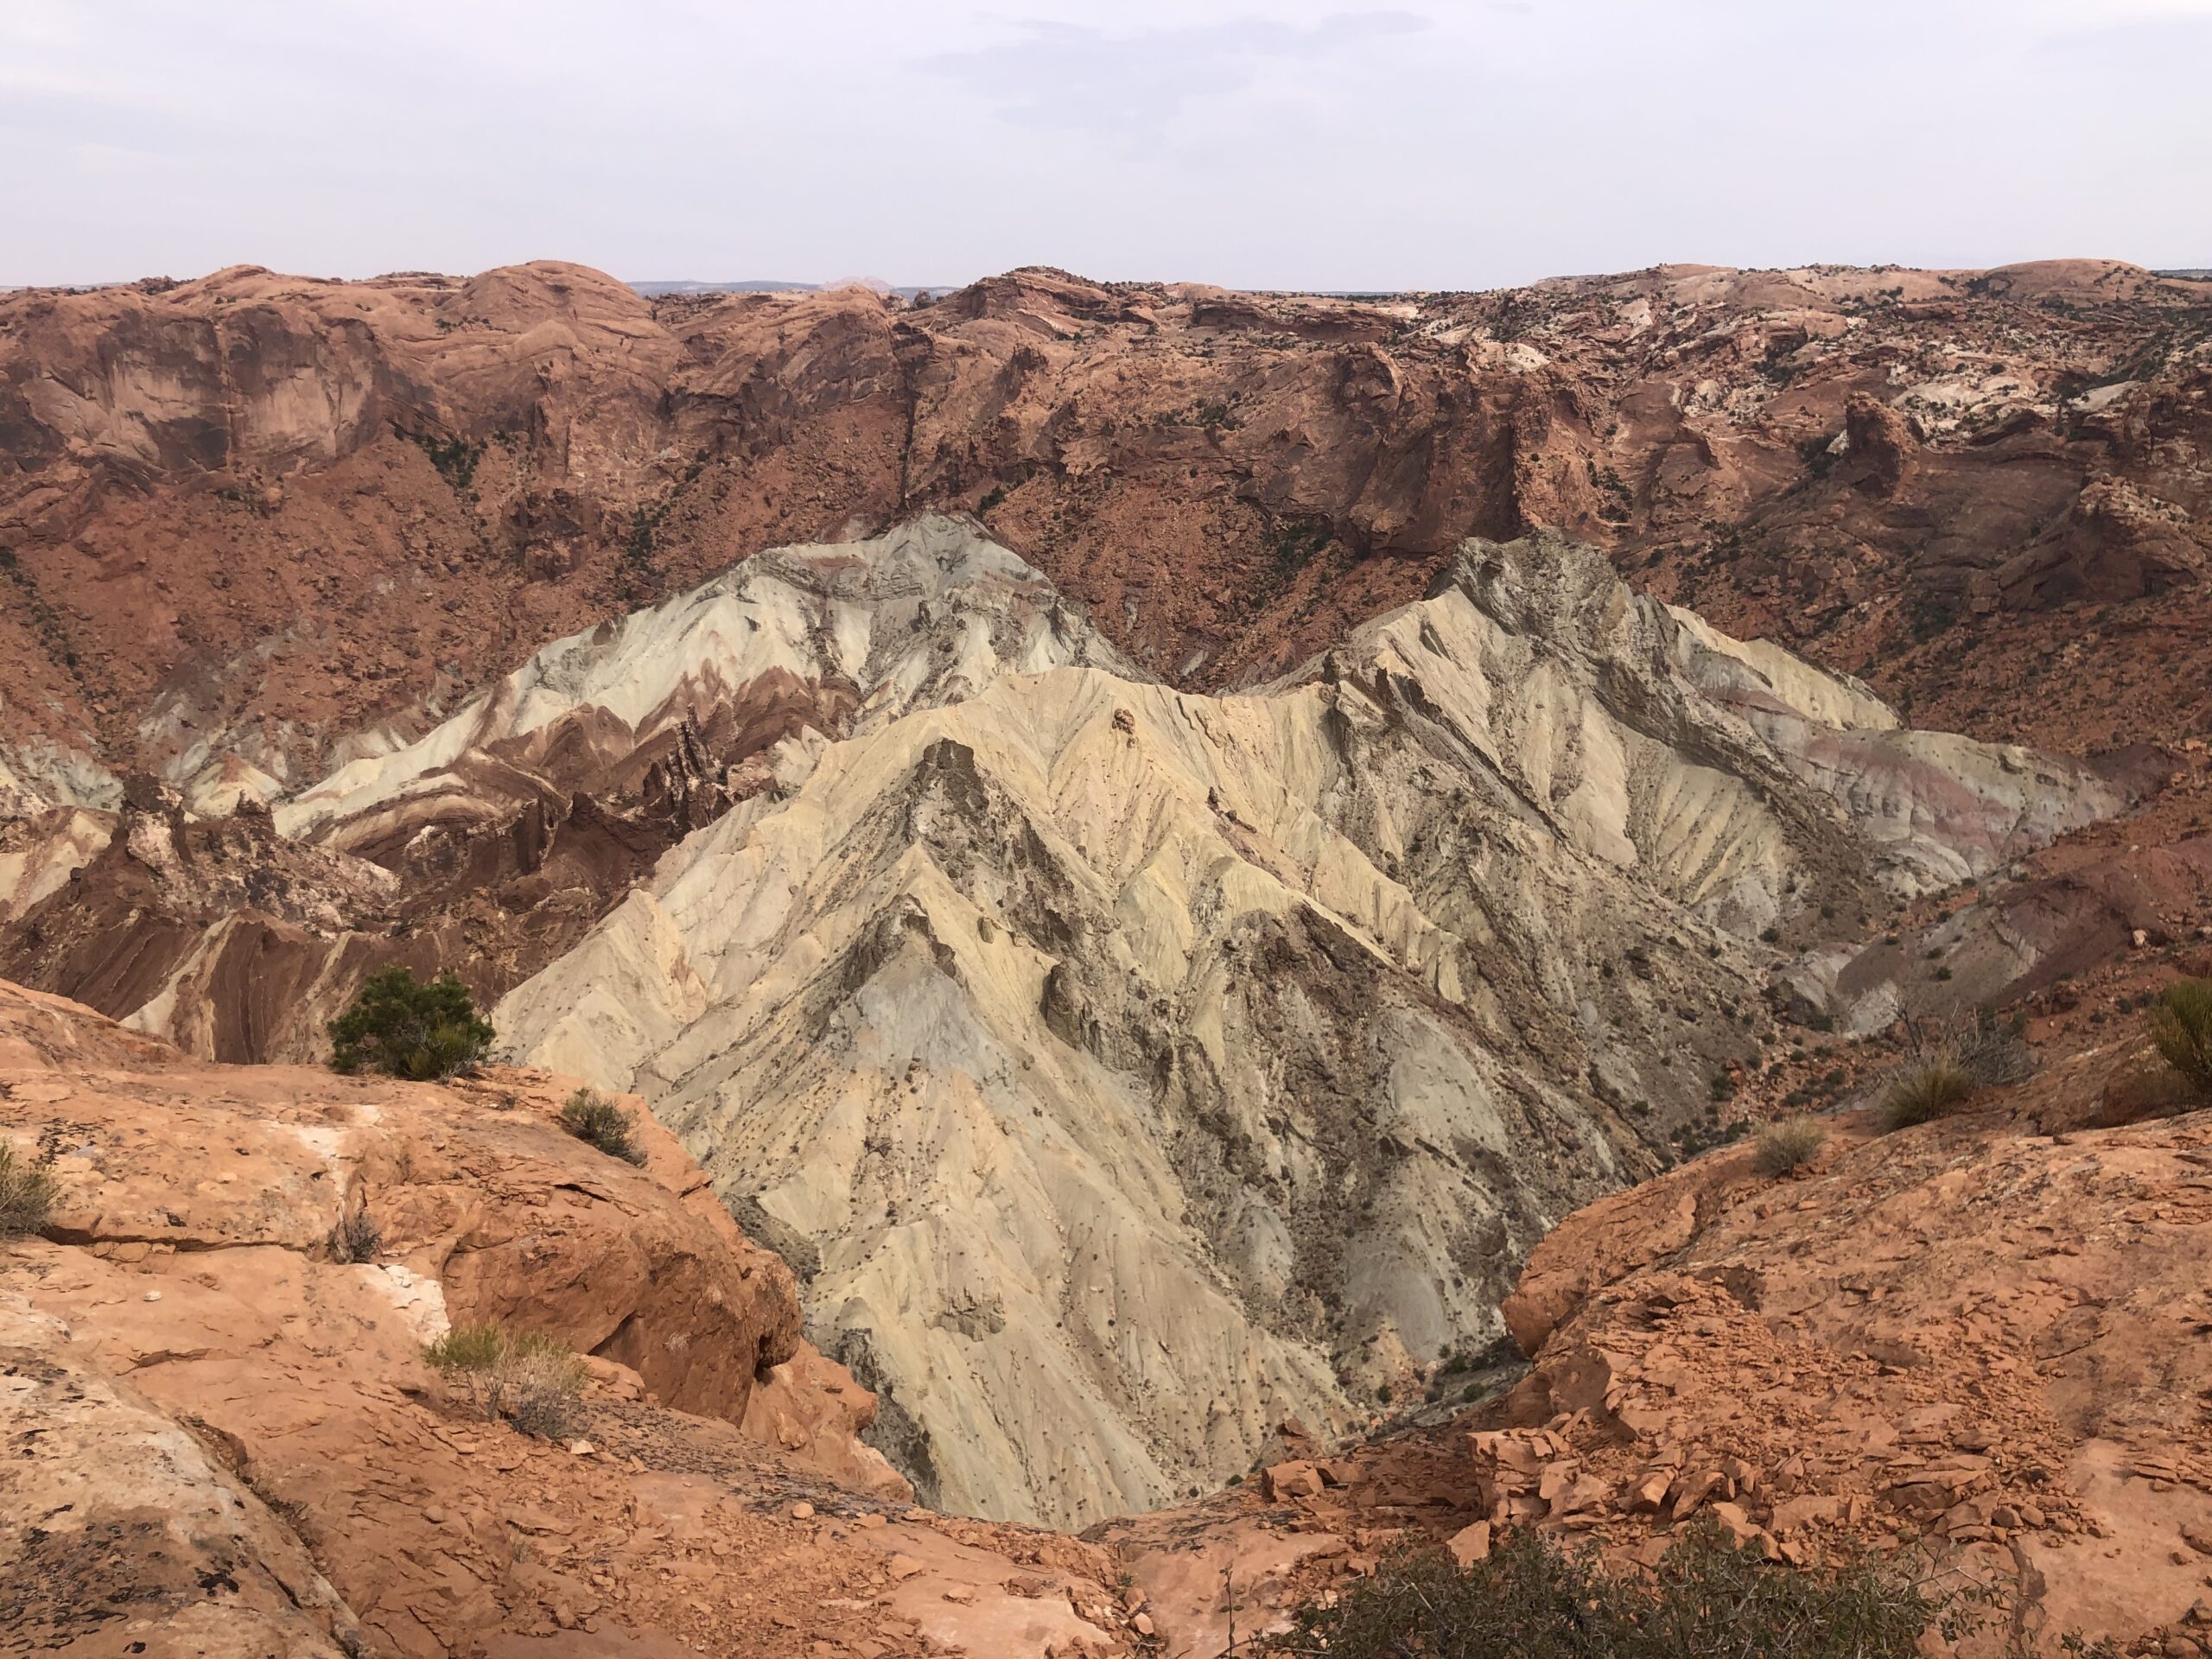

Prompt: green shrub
[
  {"left": 559, "top": 1088, "right": 646, "bottom": 1166},
  {"left": 1752, "top": 1116, "right": 1827, "bottom": 1177},
  {"left": 412, "top": 431, "right": 484, "bottom": 491},
  {"left": 1266, "top": 1522, "right": 1962, "bottom": 1659},
  {"left": 0, "top": 1141, "right": 60, "bottom": 1238},
  {"left": 423, "top": 1323, "right": 585, "bottom": 1440},
  {"left": 423, "top": 1324, "right": 509, "bottom": 1371},
  {"left": 1878, "top": 1058, "right": 1973, "bottom": 1129},
  {"left": 329, "top": 968, "right": 493, "bottom": 1080},
  {"left": 2147, "top": 977, "right": 2212, "bottom": 1095}
]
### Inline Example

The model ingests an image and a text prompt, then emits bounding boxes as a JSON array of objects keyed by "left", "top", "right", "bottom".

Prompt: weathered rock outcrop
[
  {"left": 0, "top": 976, "right": 839, "bottom": 1433},
  {"left": 1069, "top": 999, "right": 2212, "bottom": 1659},
  {"left": 2, "top": 1294, "right": 362, "bottom": 1657},
  {"left": 276, "top": 514, "right": 1135, "bottom": 848},
  {"left": 2, "top": 259, "right": 2203, "bottom": 807},
  {"left": 1488, "top": 1064, "right": 2212, "bottom": 1649},
  {"left": 479, "top": 522, "right": 2129, "bottom": 1529}
]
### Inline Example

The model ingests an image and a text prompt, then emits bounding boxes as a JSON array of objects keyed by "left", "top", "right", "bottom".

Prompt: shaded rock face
[
  {"left": 1, "top": 1296, "right": 360, "bottom": 1658},
  {"left": 1788, "top": 779, "right": 2209, "bottom": 1038},
  {"left": 465, "top": 522, "right": 2128, "bottom": 1529},
  {"left": 1, "top": 259, "right": 2205, "bottom": 806},
  {"left": 1840, "top": 392, "right": 1916, "bottom": 496}
]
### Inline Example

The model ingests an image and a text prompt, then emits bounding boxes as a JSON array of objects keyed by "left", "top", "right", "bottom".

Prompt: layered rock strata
[{"left": 483, "top": 521, "right": 2130, "bottom": 1527}]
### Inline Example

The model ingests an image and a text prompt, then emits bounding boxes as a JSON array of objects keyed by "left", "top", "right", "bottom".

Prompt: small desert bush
[
  {"left": 329, "top": 967, "right": 493, "bottom": 1080},
  {"left": 0, "top": 1141, "right": 60, "bottom": 1238},
  {"left": 1266, "top": 1521, "right": 1967, "bottom": 1659},
  {"left": 423, "top": 1323, "right": 586, "bottom": 1440},
  {"left": 1872, "top": 1010, "right": 2036, "bottom": 1133},
  {"left": 423, "top": 1324, "right": 508, "bottom": 1371},
  {"left": 1878, "top": 1058, "right": 1974, "bottom": 1129},
  {"left": 1950, "top": 1008, "right": 2033, "bottom": 1088},
  {"left": 559, "top": 1088, "right": 646, "bottom": 1166},
  {"left": 327, "top": 1206, "right": 383, "bottom": 1263},
  {"left": 2146, "top": 977, "right": 2212, "bottom": 1096},
  {"left": 1752, "top": 1116, "right": 1827, "bottom": 1176}
]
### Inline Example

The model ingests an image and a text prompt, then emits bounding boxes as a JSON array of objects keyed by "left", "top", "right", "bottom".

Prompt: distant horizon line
[{"left": 4, "top": 259, "right": 2209, "bottom": 298}]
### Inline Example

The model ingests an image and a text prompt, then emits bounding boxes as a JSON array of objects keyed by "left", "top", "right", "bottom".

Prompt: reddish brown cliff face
[{"left": 2, "top": 258, "right": 2204, "bottom": 800}]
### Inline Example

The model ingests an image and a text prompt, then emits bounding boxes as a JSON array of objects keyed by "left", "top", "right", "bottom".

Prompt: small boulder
[
  {"left": 1669, "top": 1468, "right": 1728, "bottom": 1520},
  {"left": 1447, "top": 1521, "right": 1492, "bottom": 1567},
  {"left": 1770, "top": 1495, "right": 1844, "bottom": 1534},
  {"left": 1627, "top": 1470, "right": 1674, "bottom": 1513}
]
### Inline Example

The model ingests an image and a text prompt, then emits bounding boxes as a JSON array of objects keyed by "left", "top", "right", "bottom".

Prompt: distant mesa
[
  {"left": 627, "top": 278, "right": 820, "bottom": 295},
  {"left": 628, "top": 275, "right": 957, "bottom": 298}
]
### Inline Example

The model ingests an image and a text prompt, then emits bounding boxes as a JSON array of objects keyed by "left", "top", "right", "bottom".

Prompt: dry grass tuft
[
  {"left": 1878, "top": 1059, "right": 1974, "bottom": 1130},
  {"left": 0, "top": 1141, "right": 59, "bottom": 1239},
  {"left": 423, "top": 1323, "right": 587, "bottom": 1440},
  {"left": 559, "top": 1088, "right": 647, "bottom": 1166},
  {"left": 1752, "top": 1116, "right": 1827, "bottom": 1177}
]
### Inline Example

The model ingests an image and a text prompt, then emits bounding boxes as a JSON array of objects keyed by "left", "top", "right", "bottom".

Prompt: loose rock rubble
[{"left": 1489, "top": 1065, "right": 2212, "bottom": 1651}]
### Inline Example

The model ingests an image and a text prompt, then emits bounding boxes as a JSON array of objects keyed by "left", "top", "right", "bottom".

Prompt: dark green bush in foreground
[
  {"left": 329, "top": 967, "right": 493, "bottom": 1080},
  {"left": 1265, "top": 1522, "right": 1974, "bottom": 1659}
]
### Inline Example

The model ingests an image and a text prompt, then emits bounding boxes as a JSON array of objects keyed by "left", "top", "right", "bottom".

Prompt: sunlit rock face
[{"left": 494, "top": 520, "right": 2126, "bottom": 1529}]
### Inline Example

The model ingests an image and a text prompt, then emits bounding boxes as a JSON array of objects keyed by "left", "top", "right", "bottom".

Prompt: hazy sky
[{"left": 4, "top": 0, "right": 2209, "bottom": 290}]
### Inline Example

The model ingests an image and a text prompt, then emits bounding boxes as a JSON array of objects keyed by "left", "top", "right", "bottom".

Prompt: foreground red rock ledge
[
  {"left": 1491, "top": 1059, "right": 2212, "bottom": 1650},
  {"left": 0, "top": 979, "right": 1141, "bottom": 1657}
]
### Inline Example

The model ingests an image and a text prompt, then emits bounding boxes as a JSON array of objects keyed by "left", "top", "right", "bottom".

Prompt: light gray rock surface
[{"left": 487, "top": 522, "right": 2130, "bottom": 1529}]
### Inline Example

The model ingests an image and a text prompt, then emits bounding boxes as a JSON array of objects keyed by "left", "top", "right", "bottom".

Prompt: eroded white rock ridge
[
  {"left": 489, "top": 521, "right": 2130, "bottom": 1530},
  {"left": 278, "top": 515, "right": 1140, "bottom": 849}
]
